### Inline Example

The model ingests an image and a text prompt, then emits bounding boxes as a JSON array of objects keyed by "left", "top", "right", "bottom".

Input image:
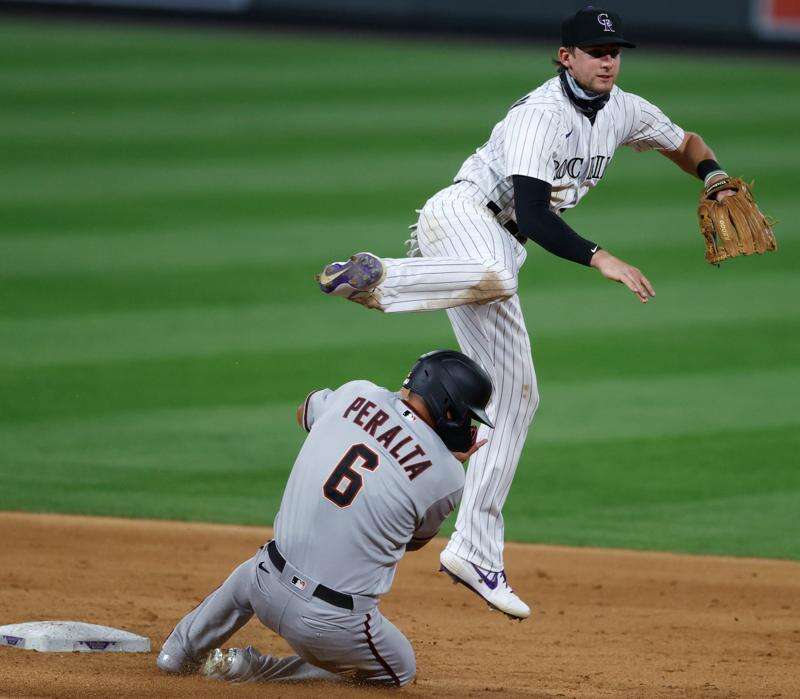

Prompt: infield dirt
[{"left": 1, "top": 512, "right": 798, "bottom": 698}]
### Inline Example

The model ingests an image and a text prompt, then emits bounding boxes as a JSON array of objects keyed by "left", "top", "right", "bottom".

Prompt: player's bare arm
[
  {"left": 452, "top": 438, "right": 488, "bottom": 464},
  {"left": 660, "top": 132, "right": 734, "bottom": 201},
  {"left": 589, "top": 250, "right": 655, "bottom": 303}
]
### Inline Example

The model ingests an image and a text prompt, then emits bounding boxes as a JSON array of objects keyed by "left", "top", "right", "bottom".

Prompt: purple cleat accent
[
  {"left": 439, "top": 550, "right": 530, "bottom": 620},
  {"left": 470, "top": 564, "right": 502, "bottom": 591},
  {"left": 316, "top": 252, "right": 385, "bottom": 295}
]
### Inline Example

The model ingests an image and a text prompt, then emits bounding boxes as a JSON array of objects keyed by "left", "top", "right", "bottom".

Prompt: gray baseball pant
[{"left": 157, "top": 544, "right": 415, "bottom": 687}]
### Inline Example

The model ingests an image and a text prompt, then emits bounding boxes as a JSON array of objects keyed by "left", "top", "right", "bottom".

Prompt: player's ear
[{"left": 557, "top": 45, "right": 574, "bottom": 71}]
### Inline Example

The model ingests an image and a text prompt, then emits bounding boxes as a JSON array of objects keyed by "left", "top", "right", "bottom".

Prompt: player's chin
[{"left": 592, "top": 76, "right": 616, "bottom": 93}]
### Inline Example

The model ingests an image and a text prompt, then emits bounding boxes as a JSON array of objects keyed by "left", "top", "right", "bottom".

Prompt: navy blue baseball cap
[{"left": 561, "top": 6, "right": 636, "bottom": 48}]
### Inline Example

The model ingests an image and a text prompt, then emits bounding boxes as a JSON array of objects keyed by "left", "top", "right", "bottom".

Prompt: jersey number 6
[{"left": 323, "top": 443, "right": 380, "bottom": 508}]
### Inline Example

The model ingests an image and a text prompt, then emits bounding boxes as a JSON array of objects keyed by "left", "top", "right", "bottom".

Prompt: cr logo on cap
[{"left": 597, "top": 13, "right": 614, "bottom": 32}]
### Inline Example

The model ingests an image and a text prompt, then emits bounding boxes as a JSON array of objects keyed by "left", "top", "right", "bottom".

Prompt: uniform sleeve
[
  {"left": 621, "top": 94, "right": 685, "bottom": 153},
  {"left": 300, "top": 388, "right": 334, "bottom": 432},
  {"left": 406, "top": 488, "right": 462, "bottom": 551},
  {"left": 503, "top": 107, "right": 563, "bottom": 184}
]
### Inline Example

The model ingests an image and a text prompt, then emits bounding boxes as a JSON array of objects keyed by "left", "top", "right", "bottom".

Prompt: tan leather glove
[{"left": 697, "top": 177, "right": 777, "bottom": 265}]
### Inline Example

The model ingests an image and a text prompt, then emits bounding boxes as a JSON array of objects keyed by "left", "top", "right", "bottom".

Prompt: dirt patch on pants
[{"left": 0, "top": 512, "right": 798, "bottom": 697}]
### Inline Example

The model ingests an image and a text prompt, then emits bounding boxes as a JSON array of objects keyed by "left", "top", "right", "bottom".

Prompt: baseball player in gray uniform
[
  {"left": 317, "top": 7, "right": 738, "bottom": 620},
  {"left": 156, "top": 350, "right": 493, "bottom": 686}
]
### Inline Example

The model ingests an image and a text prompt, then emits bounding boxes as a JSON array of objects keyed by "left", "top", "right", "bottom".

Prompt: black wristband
[{"left": 696, "top": 159, "right": 723, "bottom": 181}]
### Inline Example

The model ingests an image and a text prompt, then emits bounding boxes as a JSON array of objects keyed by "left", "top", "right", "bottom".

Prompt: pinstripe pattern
[
  {"left": 374, "top": 182, "right": 524, "bottom": 314},
  {"left": 353, "top": 77, "right": 683, "bottom": 571},
  {"left": 372, "top": 182, "right": 537, "bottom": 570},
  {"left": 454, "top": 76, "right": 684, "bottom": 219},
  {"left": 445, "top": 294, "right": 538, "bottom": 568}
]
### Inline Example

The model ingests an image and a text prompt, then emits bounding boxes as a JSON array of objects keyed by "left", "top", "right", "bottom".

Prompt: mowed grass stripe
[
  {"left": 0, "top": 22, "right": 795, "bottom": 95},
  {"left": 1, "top": 82, "right": 795, "bottom": 132},
  {"left": 2, "top": 273, "right": 797, "bottom": 366},
  {"left": 0, "top": 189, "right": 792, "bottom": 248},
  {"left": 0, "top": 218, "right": 400, "bottom": 274},
  {"left": 0, "top": 153, "right": 462, "bottom": 206},
  {"left": 2, "top": 95, "right": 796, "bottom": 149},
  {"left": 0, "top": 27, "right": 547, "bottom": 78},
  {"left": 0, "top": 57, "right": 558, "bottom": 93},
  {"left": 4, "top": 387, "right": 798, "bottom": 463},
  {"left": 2, "top": 94, "right": 796, "bottom": 169},
  {"left": 2, "top": 137, "right": 797, "bottom": 202},
  {"left": 505, "top": 426, "right": 800, "bottom": 558},
  {"left": 2, "top": 408, "right": 797, "bottom": 553},
  {"left": 2, "top": 331, "right": 797, "bottom": 422},
  {"left": 0, "top": 101, "right": 508, "bottom": 143},
  {"left": 2, "top": 403, "right": 299, "bottom": 475},
  {"left": 0, "top": 185, "right": 439, "bottom": 237},
  {"left": 1, "top": 195, "right": 791, "bottom": 266},
  {"left": 2, "top": 243, "right": 792, "bottom": 318},
  {"left": 0, "top": 69, "right": 549, "bottom": 113}
]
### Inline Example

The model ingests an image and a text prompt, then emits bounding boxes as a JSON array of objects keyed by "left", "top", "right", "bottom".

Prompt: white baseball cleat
[
  {"left": 439, "top": 549, "right": 531, "bottom": 620},
  {"left": 201, "top": 647, "right": 250, "bottom": 681}
]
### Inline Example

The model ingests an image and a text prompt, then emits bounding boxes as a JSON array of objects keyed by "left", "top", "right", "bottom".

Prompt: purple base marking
[
  {"left": 78, "top": 641, "right": 116, "bottom": 650},
  {"left": 3, "top": 635, "right": 23, "bottom": 646}
]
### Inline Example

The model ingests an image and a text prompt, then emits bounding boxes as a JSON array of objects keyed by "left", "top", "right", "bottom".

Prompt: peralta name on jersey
[{"left": 343, "top": 396, "right": 433, "bottom": 481}]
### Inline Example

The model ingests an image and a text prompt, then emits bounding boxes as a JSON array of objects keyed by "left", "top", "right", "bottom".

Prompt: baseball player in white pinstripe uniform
[{"left": 317, "top": 6, "right": 737, "bottom": 620}]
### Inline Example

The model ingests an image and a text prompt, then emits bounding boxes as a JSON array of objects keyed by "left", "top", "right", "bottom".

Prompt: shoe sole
[
  {"left": 317, "top": 253, "right": 384, "bottom": 293},
  {"left": 438, "top": 564, "right": 526, "bottom": 622}
]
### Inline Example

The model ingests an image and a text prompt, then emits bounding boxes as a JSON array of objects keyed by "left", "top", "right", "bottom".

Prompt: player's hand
[
  {"left": 453, "top": 438, "right": 487, "bottom": 464},
  {"left": 590, "top": 250, "right": 655, "bottom": 303},
  {"left": 706, "top": 173, "right": 736, "bottom": 202},
  {"left": 713, "top": 188, "right": 735, "bottom": 202}
]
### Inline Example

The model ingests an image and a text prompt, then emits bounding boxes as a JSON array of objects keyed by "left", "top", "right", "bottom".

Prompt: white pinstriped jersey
[{"left": 454, "top": 75, "right": 685, "bottom": 220}]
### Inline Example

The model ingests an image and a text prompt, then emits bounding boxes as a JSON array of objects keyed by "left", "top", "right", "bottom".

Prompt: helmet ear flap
[{"left": 404, "top": 349, "right": 494, "bottom": 451}]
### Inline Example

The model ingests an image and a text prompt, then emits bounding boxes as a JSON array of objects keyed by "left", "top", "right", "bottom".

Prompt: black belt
[
  {"left": 486, "top": 201, "right": 526, "bottom": 246},
  {"left": 267, "top": 540, "right": 354, "bottom": 611}
]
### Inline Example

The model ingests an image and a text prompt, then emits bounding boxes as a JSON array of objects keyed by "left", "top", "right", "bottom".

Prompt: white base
[{"left": 0, "top": 621, "right": 150, "bottom": 653}]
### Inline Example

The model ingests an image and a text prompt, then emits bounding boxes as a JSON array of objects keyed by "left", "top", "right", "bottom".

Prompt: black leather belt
[
  {"left": 486, "top": 201, "right": 526, "bottom": 246},
  {"left": 267, "top": 540, "right": 354, "bottom": 611}
]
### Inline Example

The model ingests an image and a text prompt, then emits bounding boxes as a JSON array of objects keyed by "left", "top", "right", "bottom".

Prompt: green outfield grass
[{"left": 1, "top": 19, "right": 798, "bottom": 559}]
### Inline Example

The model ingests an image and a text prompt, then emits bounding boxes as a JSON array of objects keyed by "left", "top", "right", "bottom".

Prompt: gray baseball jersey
[
  {"left": 158, "top": 379, "right": 463, "bottom": 687},
  {"left": 274, "top": 379, "right": 464, "bottom": 597}
]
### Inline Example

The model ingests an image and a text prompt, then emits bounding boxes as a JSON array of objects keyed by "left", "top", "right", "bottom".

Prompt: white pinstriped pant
[{"left": 371, "top": 181, "right": 540, "bottom": 571}]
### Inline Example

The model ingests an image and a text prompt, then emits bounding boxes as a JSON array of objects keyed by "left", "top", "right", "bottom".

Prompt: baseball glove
[{"left": 697, "top": 177, "right": 777, "bottom": 265}]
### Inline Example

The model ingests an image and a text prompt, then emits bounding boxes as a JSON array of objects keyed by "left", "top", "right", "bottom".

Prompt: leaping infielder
[{"left": 317, "top": 6, "right": 776, "bottom": 619}]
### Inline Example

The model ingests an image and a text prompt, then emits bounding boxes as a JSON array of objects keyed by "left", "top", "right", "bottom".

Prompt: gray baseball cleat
[
  {"left": 201, "top": 647, "right": 249, "bottom": 681},
  {"left": 156, "top": 648, "right": 199, "bottom": 674},
  {"left": 439, "top": 549, "right": 531, "bottom": 620},
  {"left": 316, "top": 252, "right": 386, "bottom": 297}
]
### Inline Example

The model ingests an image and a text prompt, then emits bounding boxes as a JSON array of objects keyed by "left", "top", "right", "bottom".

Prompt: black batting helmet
[{"left": 403, "top": 350, "right": 494, "bottom": 452}]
